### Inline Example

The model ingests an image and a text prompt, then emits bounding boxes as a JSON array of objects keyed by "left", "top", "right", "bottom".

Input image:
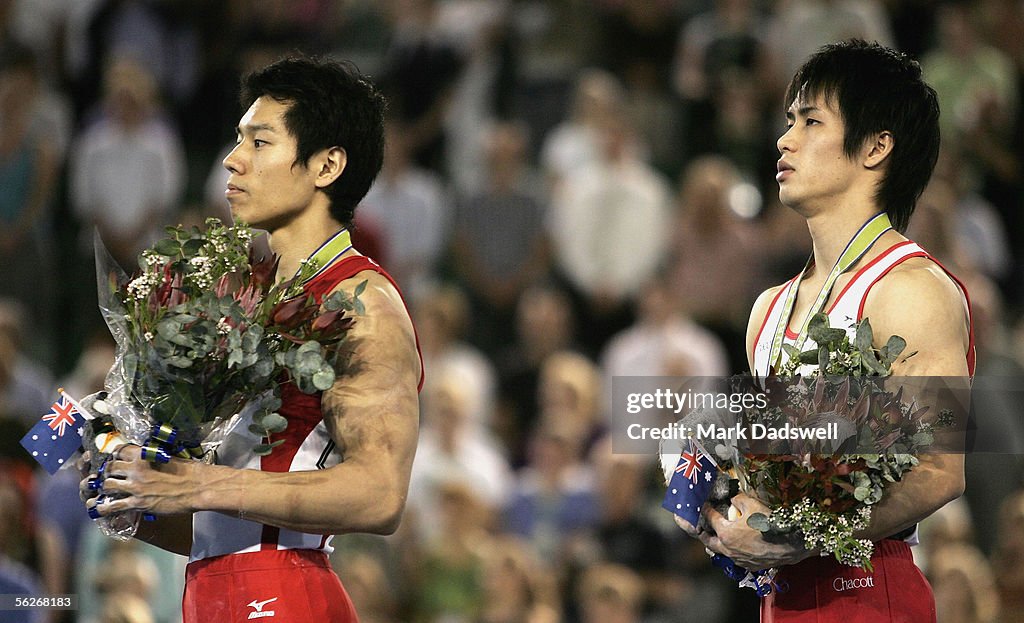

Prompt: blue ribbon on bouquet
[
  {"left": 710, "top": 552, "right": 780, "bottom": 597},
  {"left": 88, "top": 423, "right": 202, "bottom": 522},
  {"left": 87, "top": 454, "right": 156, "bottom": 522},
  {"left": 140, "top": 423, "right": 204, "bottom": 464}
]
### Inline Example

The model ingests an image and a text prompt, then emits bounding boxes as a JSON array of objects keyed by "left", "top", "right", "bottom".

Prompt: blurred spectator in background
[
  {"left": 768, "top": 0, "right": 894, "bottom": 82},
  {"left": 602, "top": 269, "right": 730, "bottom": 379},
  {"left": 65, "top": 0, "right": 201, "bottom": 118},
  {"left": 672, "top": 0, "right": 775, "bottom": 177},
  {"left": 594, "top": 0, "right": 681, "bottom": 176},
  {"left": 336, "top": 553, "right": 401, "bottom": 623},
  {"left": 496, "top": 283, "right": 578, "bottom": 467},
  {"left": 587, "top": 444, "right": 686, "bottom": 622},
  {"left": 414, "top": 283, "right": 497, "bottom": 433},
  {"left": 668, "top": 155, "right": 764, "bottom": 371},
  {"left": 548, "top": 107, "right": 672, "bottom": 353},
  {"left": 436, "top": 0, "right": 517, "bottom": 197},
  {"left": 540, "top": 69, "right": 625, "bottom": 190},
  {"left": 408, "top": 364, "right": 512, "bottom": 543},
  {"left": 923, "top": 1, "right": 1024, "bottom": 306},
  {"left": 504, "top": 416, "right": 600, "bottom": 569},
  {"left": 536, "top": 351, "right": 605, "bottom": 451},
  {"left": 70, "top": 55, "right": 185, "bottom": 269},
  {"left": 993, "top": 490, "right": 1024, "bottom": 617},
  {"left": 0, "top": 42, "right": 64, "bottom": 367},
  {"left": 410, "top": 482, "right": 490, "bottom": 623},
  {"left": 929, "top": 543, "right": 1001, "bottom": 623},
  {"left": 76, "top": 530, "right": 184, "bottom": 623},
  {"left": 451, "top": 120, "right": 550, "bottom": 353},
  {"left": 511, "top": 0, "right": 599, "bottom": 152},
  {"left": 923, "top": 2, "right": 1017, "bottom": 153},
  {"left": 576, "top": 562, "right": 644, "bottom": 623},
  {"left": 0, "top": 300, "right": 55, "bottom": 425},
  {"left": 0, "top": 479, "right": 42, "bottom": 623},
  {"left": 88, "top": 544, "right": 159, "bottom": 623},
  {"left": 476, "top": 535, "right": 561, "bottom": 623},
  {"left": 97, "top": 593, "right": 156, "bottom": 623},
  {"left": 378, "top": 0, "right": 463, "bottom": 175},
  {"left": 361, "top": 119, "right": 449, "bottom": 296}
]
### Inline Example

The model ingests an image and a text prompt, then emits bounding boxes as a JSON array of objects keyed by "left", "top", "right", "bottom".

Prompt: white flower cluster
[
  {"left": 828, "top": 350, "right": 856, "bottom": 372},
  {"left": 140, "top": 250, "right": 163, "bottom": 268},
  {"left": 216, "top": 317, "right": 232, "bottom": 335},
  {"left": 230, "top": 226, "right": 253, "bottom": 245},
  {"left": 786, "top": 383, "right": 809, "bottom": 400},
  {"left": 770, "top": 498, "right": 874, "bottom": 567},
  {"left": 126, "top": 272, "right": 160, "bottom": 301},
  {"left": 188, "top": 256, "right": 214, "bottom": 289}
]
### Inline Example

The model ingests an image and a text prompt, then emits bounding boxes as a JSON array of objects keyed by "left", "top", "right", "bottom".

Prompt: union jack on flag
[
  {"left": 20, "top": 393, "right": 88, "bottom": 474},
  {"left": 42, "top": 395, "right": 79, "bottom": 436},
  {"left": 676, "top": 444, "right": 706, "bottom": 483}
]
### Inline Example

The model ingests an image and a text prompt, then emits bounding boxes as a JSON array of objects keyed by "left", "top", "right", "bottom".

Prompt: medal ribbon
[
  {"left": 300, "top": 228, "right": 352, "bottom": 284},
  {"left": 767, "top": 212, "right": 893, "bottom": 370}
]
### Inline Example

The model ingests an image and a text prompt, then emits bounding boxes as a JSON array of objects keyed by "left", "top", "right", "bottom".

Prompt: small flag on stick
[{"left": 20, "top": 389, "right": 90, "bottom": 474}]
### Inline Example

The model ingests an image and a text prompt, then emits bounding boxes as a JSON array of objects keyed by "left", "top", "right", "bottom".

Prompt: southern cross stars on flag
[
  {"left": 20, "top": 392, "right": 89, "bottom": 474},
  {"left": 662, "top": 439, "right": 718, "bottom": 526}
]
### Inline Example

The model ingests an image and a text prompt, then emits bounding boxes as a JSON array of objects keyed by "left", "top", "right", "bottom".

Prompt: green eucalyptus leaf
[
  {"left": 181, "top": 238, "right": 206, "bottom": 256},
  {"left": 153, "top": 238, "right": 181, "bottom": 256},
  {"left": 855, "top": 319, "right": 874, "bottom": 353},
  {"left": 261, "top": 413, "right": 288, "bottom": 433},
  {"left": 297, "top": 340, "right": 322, "bottom": 355},
  {"left": 165, "top": 355, "right": 193, "bottom": 368},
  {"left": 881, "top": 335, "right": 907, "bottom": 365},
  {"left": 799, "top": 348, "right": 819, "bottom": 364},
  {"left": 806, "top": 312, "right": 830, "bottom": 338},
  {"left": 818, "top": 345, "right": 829, "bottom": 371},
  {"left": 862, "top": 352, "right": 888, "bottom": 376},
  {"left": 854, "top": 486, "right": 871, "bottom": 501},
  {"left": 157, "top": 319, "right": 180, "bottom": 340},
  {"left": 169, "top": 333, "right": 193, "bottom": 347},
  {"left": 252, "top": 358, "right": 274, "bottom": 380},
  {"left": 312, "top": 367, "right": 336, "bottom": 391},
  {"left": 746, "top": 512, "right": 771, "bottom": 532}
]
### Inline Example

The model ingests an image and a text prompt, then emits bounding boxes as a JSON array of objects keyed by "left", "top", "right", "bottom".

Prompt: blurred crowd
[{"left": 1, "top": 0, "right": 1023, "bottom": 622}]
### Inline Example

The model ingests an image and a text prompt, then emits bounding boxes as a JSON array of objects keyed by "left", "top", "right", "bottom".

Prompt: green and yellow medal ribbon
[
  {"left": 768, "top": 212, "right": 893, "bottom": 371},
  {"left": 301, "top": 228, "right": 352, "bottom": 284}
]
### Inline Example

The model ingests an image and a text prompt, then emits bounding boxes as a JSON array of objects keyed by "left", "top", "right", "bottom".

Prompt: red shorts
[
  {"left": 761, "top": 540, "right": 936, "bottom": 623},
  {"left": 183, "top": 549, "right": 359, "bottom": 623}
]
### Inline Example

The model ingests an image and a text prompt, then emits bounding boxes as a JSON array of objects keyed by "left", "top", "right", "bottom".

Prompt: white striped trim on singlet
[
  {"left": 189, "top": 403, "right": 342, "bottom": 563},
  {"left": 753, "top": 241, "right": 930, "bottom": 377}
]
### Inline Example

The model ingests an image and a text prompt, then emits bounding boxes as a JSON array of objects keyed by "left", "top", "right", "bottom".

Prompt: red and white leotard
[
  {"left": 190, "top": 254, "right": 423, "bottom": 563},
  {"left": 751, "top": 240, "right": 974, "bottom": 623},
  {"left": 751, "top": 240, "right": 975, "bottom": 378}
]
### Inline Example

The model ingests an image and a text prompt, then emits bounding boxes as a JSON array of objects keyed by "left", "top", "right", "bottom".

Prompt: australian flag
[
  {"left": 662, "top": 439, "right": 718, "bottom": 526},
  {"left": 20, "top": 394, "right": 87, "bottom": 474}
]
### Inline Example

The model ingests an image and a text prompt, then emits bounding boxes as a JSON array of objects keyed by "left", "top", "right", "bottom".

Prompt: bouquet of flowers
[
  {"left": 85, "top": 218, "right": 362, "bottom": 539},
  {"left": 663, "top": 313, "right": 958, "bottom": 591},
  {"left": 735, "top": 313, "right": 955, "bottom": 571}
]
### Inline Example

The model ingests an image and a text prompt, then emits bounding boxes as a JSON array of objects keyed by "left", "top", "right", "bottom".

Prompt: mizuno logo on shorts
[{"left": 247, "top": 597, "right": 278, "bottom": 619}]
